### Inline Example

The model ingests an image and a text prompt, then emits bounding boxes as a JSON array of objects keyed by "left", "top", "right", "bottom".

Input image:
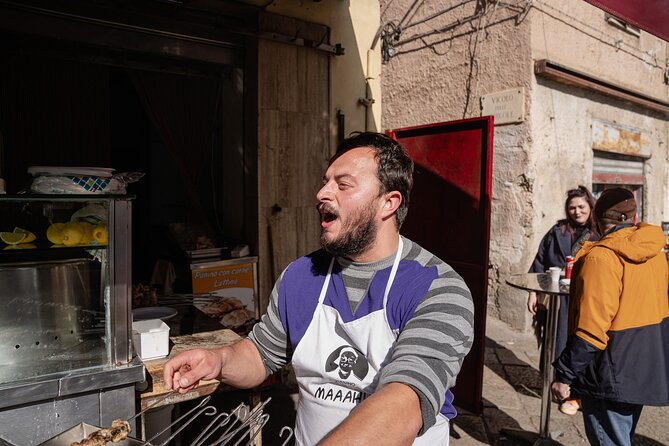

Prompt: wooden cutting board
[{"left": 139, "top": 329, "right": 241, "bottom": 409}]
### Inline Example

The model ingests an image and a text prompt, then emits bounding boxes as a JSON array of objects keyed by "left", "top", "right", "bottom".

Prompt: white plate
[
  {"left": 132, "top": 306, "right": 178, "bottom": 321},
  {"left": 28, "top": 166, "right": 115, "bottom": 177},
  {"left": 559, "top": 278, "right": 571, "bottom": 286}
]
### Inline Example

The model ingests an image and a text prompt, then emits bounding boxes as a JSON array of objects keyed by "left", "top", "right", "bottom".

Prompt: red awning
[{"left": 584, "top": 0, "right": 669, "bottom": 41}]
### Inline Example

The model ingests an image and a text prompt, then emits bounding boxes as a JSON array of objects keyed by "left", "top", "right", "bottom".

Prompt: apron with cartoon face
[{"left": 291, "top": 239, "right": 450, "bottom": 445}]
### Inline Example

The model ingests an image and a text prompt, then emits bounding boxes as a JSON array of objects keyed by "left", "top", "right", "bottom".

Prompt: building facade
[{"left": 380, "top": 0, "right": 669, "bottom": 329}]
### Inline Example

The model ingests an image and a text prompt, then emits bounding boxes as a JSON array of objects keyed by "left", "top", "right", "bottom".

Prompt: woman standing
[{"left": 528, "top": 185, "right": 599, "bottom": 415}]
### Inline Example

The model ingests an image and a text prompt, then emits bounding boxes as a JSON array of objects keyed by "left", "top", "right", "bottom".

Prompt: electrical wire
[
  {"left": 395, "top": 1, "right": 524, "bottom": 48},
  {"left": 382, "top": 0, "right": 666, "bottom": 73},
  {"left": 403, "top": 0, "right": 473, "bottom": 31},
  {"left": 397, "top": 0, "right": 427, "bottom": 29},
  {"left": 463, "top": 0, "right": 501, "bottom": 119}
]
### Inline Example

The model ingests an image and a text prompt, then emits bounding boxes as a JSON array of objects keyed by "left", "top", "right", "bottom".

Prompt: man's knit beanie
[{"left": 594, "top": 188, "right": 636, "bottom": 222}]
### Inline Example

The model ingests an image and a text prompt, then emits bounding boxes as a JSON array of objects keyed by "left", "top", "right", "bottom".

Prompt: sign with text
[
  {"left": 191, "top": 257, "right": 259, "bottom": 329},
  {"left": 481, "top": 88, "right": 525, "bottom": 125}
]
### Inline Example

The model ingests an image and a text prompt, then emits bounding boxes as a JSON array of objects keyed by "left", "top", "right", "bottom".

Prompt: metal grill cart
[
  {"left": 0, "top": 195, "right": 144, "bottom": 445},
  {"left": 37, "top": 394, "right": 293, "bottom": 446}
]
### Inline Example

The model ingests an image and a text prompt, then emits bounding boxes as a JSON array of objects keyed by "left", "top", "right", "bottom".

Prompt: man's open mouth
[{"left": 318, "top": 204, "right": 338, "bottom": 223}]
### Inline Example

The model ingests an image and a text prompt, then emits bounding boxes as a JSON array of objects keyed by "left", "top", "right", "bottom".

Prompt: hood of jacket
[{"left": 576, "top": 222, "right": 665, "bottom": 264}]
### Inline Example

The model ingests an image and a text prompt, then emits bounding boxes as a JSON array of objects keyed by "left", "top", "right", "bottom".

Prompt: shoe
[{"left": 559, "top": 398, "right": 581, "bottom": 415}]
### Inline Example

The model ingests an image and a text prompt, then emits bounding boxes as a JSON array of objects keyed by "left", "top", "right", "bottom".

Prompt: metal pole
[{"left": 539, "top": 293, "right": 560, "bottom": 439}]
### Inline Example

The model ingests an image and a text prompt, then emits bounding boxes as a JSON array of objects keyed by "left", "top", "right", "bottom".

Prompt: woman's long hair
[{"left": 558, "top": 185, "right": 597, "bottom": 237}]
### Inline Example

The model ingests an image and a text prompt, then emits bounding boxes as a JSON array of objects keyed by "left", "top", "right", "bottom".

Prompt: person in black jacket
[{"left": 528, "top": 185, "right": 599, "bottom": 415}]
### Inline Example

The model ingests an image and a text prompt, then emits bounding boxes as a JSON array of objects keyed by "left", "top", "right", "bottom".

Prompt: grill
[{"left": 36, "top": 396, "right": 292, "bottom": 446}]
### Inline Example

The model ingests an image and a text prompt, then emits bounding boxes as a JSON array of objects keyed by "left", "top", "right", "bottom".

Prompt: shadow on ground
[
  {"left": 485, "top": 337, "right": 542, "bottom": 397},
  {"left": 633, "top": 435, "right": 666, "bottom": 446}
]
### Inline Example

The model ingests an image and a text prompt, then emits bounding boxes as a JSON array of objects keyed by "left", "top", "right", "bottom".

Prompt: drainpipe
[{"left": 359, "top": 48, "right": 379, "bottom": 131}]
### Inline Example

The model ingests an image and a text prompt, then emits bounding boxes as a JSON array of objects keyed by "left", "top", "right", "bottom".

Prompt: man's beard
[{"left": 320, "top": 201, "right": 377, "bottom": 258}]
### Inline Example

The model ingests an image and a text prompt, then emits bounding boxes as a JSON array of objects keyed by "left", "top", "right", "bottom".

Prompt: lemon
[
  {"left": 0, "top": 232, "right": 27, "bottom": 245},
  {"left": 4, "top": 243, "right": 37, "bottom": 250},
  {"left": 13, "top": 227, "right": 36, "bottom": 243},
  {"left": 77, "top": 222, "right": 95, "bottom": 244},
  {"left": 93, "top": 225, "right": 108, "bottom": 245},
  {"left": 61, "top": 223, "right": 84, "bottom": 246},
  {"left": 47, "top": 223, "right": 67, "bottom": 245}
]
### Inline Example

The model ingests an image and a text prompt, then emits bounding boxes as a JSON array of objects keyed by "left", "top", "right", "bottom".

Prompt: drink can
[{"left": 565, "top": 256, "right": 575, "bottom": 279}]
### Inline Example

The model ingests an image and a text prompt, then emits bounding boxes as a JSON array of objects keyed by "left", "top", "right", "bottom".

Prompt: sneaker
[{"left": 559, "top": 398, "right": 581, "bottom": 415}]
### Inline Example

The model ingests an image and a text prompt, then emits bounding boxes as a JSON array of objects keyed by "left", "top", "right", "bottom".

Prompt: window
[{"left": 592, "top": 151, "right": 644, "bottom": 220}]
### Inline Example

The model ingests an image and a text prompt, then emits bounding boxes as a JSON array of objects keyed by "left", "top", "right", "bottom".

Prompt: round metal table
[{"left": 504, "top": 273, "right": 570, "bottom": 445}]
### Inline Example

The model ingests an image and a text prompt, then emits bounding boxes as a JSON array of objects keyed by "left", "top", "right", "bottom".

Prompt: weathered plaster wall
[
  {"left": 530, "top": 77, "right": 669, "bottom": 227},
  {"left": 379, "top": 0, "right": 535, "bottom": 327},
  {"left": 529, "top": 0, "right": 669, "bottom": 103},
  {"left": 381, "top": 1, "right": 533, "bottom": 126}
]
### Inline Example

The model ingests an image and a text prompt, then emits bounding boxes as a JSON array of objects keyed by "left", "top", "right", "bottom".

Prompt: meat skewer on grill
[
  {"left": 68, "top": 388, "right": 179, "bottom": 445},
  {"left": 70, "top": 419, "right": 131, "bottom": 446}
]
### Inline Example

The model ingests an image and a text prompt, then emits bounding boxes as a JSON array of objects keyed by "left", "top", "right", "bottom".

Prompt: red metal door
[{"left": 387, "top": 116, "right": 494, "bottom": 414}]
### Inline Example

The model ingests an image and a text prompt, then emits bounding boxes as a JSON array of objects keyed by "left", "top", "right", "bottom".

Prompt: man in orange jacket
[{"left": 551, "top": 188, "right": 669, "bottom": 446}]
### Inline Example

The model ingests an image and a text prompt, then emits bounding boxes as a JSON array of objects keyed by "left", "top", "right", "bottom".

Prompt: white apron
[{"left": 291, "top": 239, "right": 450, "bottom": 445}]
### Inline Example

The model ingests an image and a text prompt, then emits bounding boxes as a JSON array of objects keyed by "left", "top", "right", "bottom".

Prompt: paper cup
[{"left": 548, "top": 267, "right": 561, "bottom": 281}]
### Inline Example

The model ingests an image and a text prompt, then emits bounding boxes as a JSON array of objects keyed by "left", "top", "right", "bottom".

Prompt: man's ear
[{"left": 381, "top": 191, "right": 402, "bottom": 219}]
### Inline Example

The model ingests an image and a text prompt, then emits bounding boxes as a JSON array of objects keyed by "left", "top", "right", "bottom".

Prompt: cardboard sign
[{"left": 190, "top": 257, "right": 258, "bottom": 328}]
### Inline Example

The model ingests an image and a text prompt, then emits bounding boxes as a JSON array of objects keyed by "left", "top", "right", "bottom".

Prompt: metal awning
[{"left": 584, "top": 0, "right": 669, "bottom": 42}]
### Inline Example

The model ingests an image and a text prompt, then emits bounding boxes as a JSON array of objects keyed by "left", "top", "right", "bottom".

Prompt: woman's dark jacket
[
  {"left": 530, "top": 223, "right": 597, "bottom": 362},
  {"left": 531, "top": 224, "right": 576, "bottom": 273}
]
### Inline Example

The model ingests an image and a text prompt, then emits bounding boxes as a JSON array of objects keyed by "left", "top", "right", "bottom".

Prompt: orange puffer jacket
[{"left": 555, "top": 223, "right": 669, "bottom": 405}]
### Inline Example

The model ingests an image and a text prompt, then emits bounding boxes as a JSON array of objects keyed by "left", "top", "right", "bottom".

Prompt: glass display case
[{"left": 0, "top": 194, "right": 144, "bottom": 446}]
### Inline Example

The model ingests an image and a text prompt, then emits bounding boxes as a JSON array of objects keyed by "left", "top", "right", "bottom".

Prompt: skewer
[
  {"left": 158, "top": 293, "right": 219, "bottom": 301},
  {"left": 190, "top": 410, "right": 237, "bottom": 446},
  {"left": 127, "top": 390, "right": 177, "bottom": 423},
  {"left": 150, "top": 398, "right": 217, "bottom": 446},
  {"left": 130, "top": 395, "right": 290, "bottom": 446},
  {"left": 155, "top": 294, "right": 223, "bottom": 306},
  {"left": 208, "top": 398, "right": 271, "bottom": 446}
]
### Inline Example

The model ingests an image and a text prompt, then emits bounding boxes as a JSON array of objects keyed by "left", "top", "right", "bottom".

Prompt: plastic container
[{"left": 132, "top": 319, "right": 170, "bottom": 360}]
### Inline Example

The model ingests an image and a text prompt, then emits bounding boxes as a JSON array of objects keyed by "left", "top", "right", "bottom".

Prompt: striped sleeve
[
  {"left": 246, "top": 270, "right": 291, "bottom": 376},
  {"left": 378, "top": 248, "right": 474, "bottom": 432}
]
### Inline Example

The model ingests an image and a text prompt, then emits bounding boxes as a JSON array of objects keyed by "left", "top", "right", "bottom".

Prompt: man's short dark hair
[{"left": 331, "top": 132, "right": 414, "bottom": 228}]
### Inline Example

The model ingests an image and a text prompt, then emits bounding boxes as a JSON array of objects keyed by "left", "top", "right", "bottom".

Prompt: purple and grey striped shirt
[{"left": 248, "top": 236, "right": 474, "bottom": 432}]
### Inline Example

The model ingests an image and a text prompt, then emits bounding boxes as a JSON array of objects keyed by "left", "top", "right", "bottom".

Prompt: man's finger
[
  {"left": 175, "top": 363, "right": 202, "bottom": 391},
  {"left": 172, "top": 371, "right": 182, "bottom": 390},
  {"left": 164, "top": 362, "right": 176, "bottom": 389}
]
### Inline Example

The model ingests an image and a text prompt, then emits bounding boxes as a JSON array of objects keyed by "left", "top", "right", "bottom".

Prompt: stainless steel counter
[{"left": 0, "top": 357, "right": 144, "bottom": 445}]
